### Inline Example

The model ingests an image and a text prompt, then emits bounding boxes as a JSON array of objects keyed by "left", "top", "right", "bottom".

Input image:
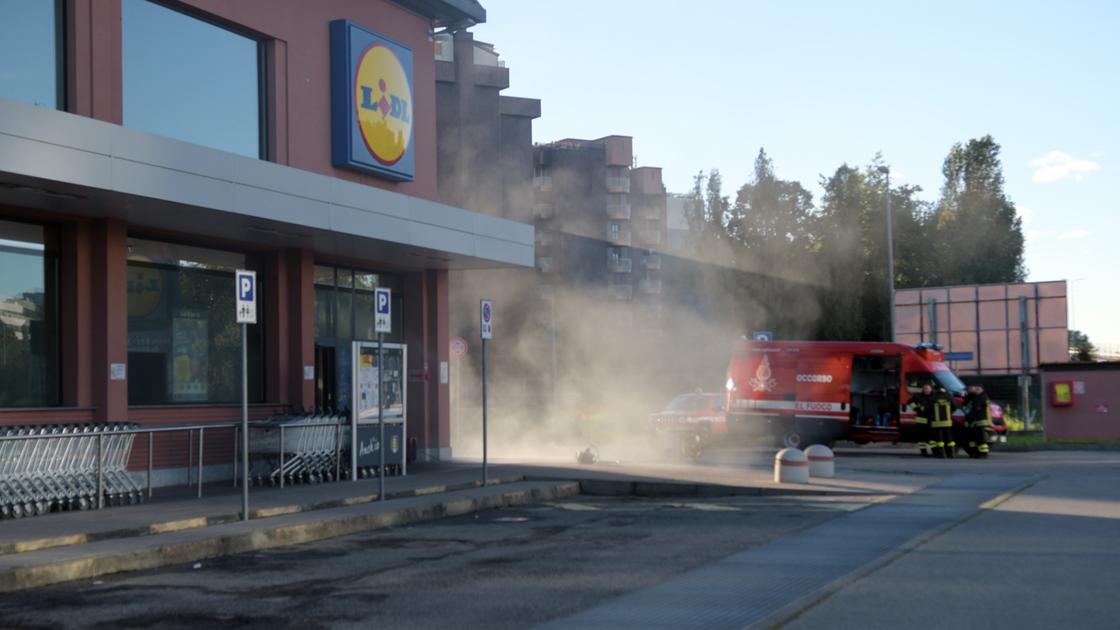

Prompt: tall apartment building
[
  {"left": 532, "top": 137, "right": 667, "bottom": 313},
  {"left": 435, "top": 30, "right": 540, "bottom": 222}
]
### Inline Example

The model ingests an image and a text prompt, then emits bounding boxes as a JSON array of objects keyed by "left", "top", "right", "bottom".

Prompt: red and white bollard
[
  {"left": 805, "top": 444, "right": 835, "bottom": 479},
  {"left": 774, "top": 448, "right": 809, "bottom": 483}
]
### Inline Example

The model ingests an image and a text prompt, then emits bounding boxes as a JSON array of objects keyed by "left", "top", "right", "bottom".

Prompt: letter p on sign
[{"left": 240, "top": 277, "right": 254, "bottom": 301}]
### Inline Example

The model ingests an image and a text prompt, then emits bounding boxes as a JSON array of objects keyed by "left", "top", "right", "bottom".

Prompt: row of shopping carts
[
  {"left": 0, "top": 424, "right": 143, "bottom": 519},
  {"left": 249, "top": 410, "right": 348, "bottom": 487}
]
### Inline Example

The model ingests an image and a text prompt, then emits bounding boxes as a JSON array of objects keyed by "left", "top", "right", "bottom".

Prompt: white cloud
[
  {"left": 1017, "top": 205, "right": 1034, "bottom": 225},
  {"left": 1090, "top": 150, "right": 1106, "bottom": 158},
  {"left": 1056, "top": 229, "right": 1090, "bottom": 240},
  {"left": 1030, "top": 151, "right": 1101, "bottom": 183},
  {"left": 1025, "top": 229, "right": 1053, "bottom": 244}
]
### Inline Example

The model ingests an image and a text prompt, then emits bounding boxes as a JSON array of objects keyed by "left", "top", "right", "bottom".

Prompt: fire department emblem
[{"left": 749, "top": 355, "right": 778, "bottom": 392}]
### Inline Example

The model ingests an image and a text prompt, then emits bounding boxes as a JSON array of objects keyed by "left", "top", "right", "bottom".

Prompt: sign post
[
  {"left": 480, "top": 300, "right": 492, "bottom": 485},
  {"left": 375, "top": 288, "right": 392, "bottom": 500},
  {"left": 235, "top": 270, "right": 257, "bottom": 521}
]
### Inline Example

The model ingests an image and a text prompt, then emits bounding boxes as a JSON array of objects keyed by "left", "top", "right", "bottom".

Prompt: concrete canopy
[{"left": 0, "top": 98, "right": 533, "bottom": 270}]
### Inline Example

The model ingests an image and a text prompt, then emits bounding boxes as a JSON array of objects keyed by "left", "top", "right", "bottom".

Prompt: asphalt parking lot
[{"left": 0, "top": 493, "right": 873, "bottom": 630}]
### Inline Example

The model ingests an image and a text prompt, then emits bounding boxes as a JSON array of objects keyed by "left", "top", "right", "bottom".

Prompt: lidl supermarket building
[{"left": 0, "top": 0, "right": 531, "bottom": 468}]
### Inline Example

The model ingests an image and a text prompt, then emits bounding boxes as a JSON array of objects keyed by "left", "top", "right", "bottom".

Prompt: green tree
[
  {"left": 725, "top": 149, "right": 817, "bottom": 336},
  {"left": 727, "top": 149, "right": 815, "bottom": 262},
  {"left": 1068, "top": 329, "right": 1096, "bottom": 362},
  {"left": 928, "top": 135, "right": 1026, "bottom": 285},
  {"left": 815, "top": 163, "right": 870, "bottom": 340},
  {"left": 683, "top": 169, "right": 731, "bottom": 261},
  {"left": 814, "top": 158, "right": 930, "bottom": 341}
]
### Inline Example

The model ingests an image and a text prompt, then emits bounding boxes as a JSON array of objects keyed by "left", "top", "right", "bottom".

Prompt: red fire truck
[{"left": 724, "top": 339, "right": 991, "bottom": 449}]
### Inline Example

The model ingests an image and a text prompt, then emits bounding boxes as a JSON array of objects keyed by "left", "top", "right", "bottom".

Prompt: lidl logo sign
[
  {"left": 356, "top": 47, "right": 411, "bottom": 165},
  {"left": 331, "top": 20, "right": 414, "bottom": 181}
]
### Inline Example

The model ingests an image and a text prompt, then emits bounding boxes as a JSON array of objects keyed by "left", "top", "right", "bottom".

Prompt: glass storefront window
[
  {"left": 0, "top": 220, "right": 59, "bottom": 407},
  {"left": 314, "top": 265, "right": 402, "bottom": 344},
  {"left": 126, "top": 238, "right": 264, "bottom": 405},
  {"left": 122, "top": 0, "right": 264, "bottom": 158},
  {"left": 0, "top": 0, "right": 64, "bottom": 108}
]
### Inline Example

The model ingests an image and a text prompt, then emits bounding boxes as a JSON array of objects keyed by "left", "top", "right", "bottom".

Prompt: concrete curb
[
  {"left": 0, "top": 481, "right": 578, "bottom": 593},
  {"left": 528, "top": 477, "right": 865, "bottom": 498},
  {"left": 0, "top": 475, "right": 525, "bottom": 556},
  {"left": 997, "top": 444, "right": 1120, "bottom": 452},
  {"left": 758, "top": 474, "right": 1044, "bottom": 629}
]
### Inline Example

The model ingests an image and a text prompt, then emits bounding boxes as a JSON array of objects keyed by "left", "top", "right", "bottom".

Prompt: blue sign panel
[
  {"left": 752, "top": 331, "right": 774, "bottom": 342},
  {"left": 375, "top": 287, "right": 391, "bottom": 333},
  {"left": 330, "top": 20, "right": 415, "bottom": 181},
  {"left": 944, "top": 351, "right": 974, "bottom": 362}
]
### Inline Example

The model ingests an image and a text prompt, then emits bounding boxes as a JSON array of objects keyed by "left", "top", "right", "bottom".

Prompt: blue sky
[{"left": 474, "top": 0, "right": 1119, "bottom": 348}]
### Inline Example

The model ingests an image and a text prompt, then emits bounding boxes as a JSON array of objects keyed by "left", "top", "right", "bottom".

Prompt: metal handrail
[{"left": 0, "top": 422, "right": 240, "bottom": 441}]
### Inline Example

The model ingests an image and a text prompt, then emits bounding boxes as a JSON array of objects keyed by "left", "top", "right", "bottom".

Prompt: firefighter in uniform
[
  {"left": 963, "top": 385, "right": 993, "bottom": 458},
  {"left": 928, "top": 386, "right": 956, "bottom": 458},
  {"left": 908, "top": 383, "right": 934, "bottom": 457}
]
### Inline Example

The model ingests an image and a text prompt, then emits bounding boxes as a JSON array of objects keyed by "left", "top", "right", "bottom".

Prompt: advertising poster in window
[
  {"left": 172, "top": 316, "right": 208, "bottom": 401},
  {"left": 382, "top": 350, "right": 404, "bottom": 418},
  {"left": 356, "top": 348, "right": 379, "bottom": 421}
]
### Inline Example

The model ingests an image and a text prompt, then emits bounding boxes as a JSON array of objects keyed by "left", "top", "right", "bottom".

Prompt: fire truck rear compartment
[{"left": 849, "top": 355, "right": 902, "bottom": 439}]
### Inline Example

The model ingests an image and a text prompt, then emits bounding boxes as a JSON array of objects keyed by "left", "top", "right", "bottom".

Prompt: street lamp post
[{"left": 877, "top": 165, "right": 895, "bottom": 341}]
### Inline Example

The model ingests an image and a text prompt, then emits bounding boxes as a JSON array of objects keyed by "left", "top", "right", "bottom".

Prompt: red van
[{"left": 724, "top": 339, "right": 981, "bottom": 449}]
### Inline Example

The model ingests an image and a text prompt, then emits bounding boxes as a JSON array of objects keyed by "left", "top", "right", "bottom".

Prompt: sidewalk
[
  {"left": 0, "top": 457, "right": 922, "bottom": 592},
  {"left": 0, "top": 461, "right": 516, "bottom": 555}
]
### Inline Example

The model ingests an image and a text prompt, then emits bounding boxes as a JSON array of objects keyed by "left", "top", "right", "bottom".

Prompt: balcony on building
[
  {"left": 641, "top": 253, "right": 662, "bottom": 269},
  {"left": 608, "top": 255, "right": 632, "bottom": 273},
  {"left": 534, "top": 202, "right": 554, "bottom": 219},
  {"left": 608, "top": 281, "right": 634, "bottom": 300},
  {"left": 640, "top": 277, "right": 663, "bottom": 294},
  {"left": 606, "top": 201, "right": 631, "bottom": 220},
  {"left": 533, "top": 175, "right": 553, "bottom": 192},
  {"left": 538, "top": 256, "right": 555, "bottom": 273},
  {"left": 605, "top": 176, "right": 631, "bottom": 193},
  {"left": 606, "top": 225, "right": 632, "bottom": 246},
  {"left": 536, "top": 230, "right": 554, "bottom": 249}
]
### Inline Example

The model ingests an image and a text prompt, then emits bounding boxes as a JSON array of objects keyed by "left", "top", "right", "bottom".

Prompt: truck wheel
[{"left": 780, "top": 432, "right": 802, "bottom": 449}]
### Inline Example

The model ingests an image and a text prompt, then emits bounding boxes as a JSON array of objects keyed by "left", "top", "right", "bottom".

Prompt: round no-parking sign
[{"left": 450, "top": 337, "right": 468, "bottom": 356}]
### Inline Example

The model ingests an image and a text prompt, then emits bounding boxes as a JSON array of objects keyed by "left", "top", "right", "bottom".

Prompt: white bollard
[
  {"left": 774, "top": 448, "right": 809, "bottom": 484},
  {"left": 805, "top": 444, "right": 835, "bottom": 479}
]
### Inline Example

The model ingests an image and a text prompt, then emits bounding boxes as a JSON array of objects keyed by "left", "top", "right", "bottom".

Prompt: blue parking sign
[
  {"left": 235, "top": 270, "right": 256, "bottom": 324},
  {"left": 375, "top": 287, "right": 391, "bottom": 333}
]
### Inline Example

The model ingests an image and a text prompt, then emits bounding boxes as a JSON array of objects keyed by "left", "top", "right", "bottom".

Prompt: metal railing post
[
  {"left": 335, "top": 423, "right": 341, "bottom": 483},
  {"left": 279, "top": 425, "right": 285, "bottom": 489},
  {"left": 232, "top": 426, "right": 239, "bottom": 487},
  {"left": 96, "top": 430, "right": 104, "bottom": 510},
  {"left": 147, "top": 431, "right": 153, "bottom": 499},
  {"left": 187, "top": 429, "right": 194, "bottom": 486},
  {"left": 197, "top": 428, "right": 204, "bottom": 498}
]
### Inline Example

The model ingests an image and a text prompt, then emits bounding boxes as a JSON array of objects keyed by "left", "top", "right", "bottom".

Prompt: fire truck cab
[{"left": 725, "top": 339, "right": 967, "bottom": 448}]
